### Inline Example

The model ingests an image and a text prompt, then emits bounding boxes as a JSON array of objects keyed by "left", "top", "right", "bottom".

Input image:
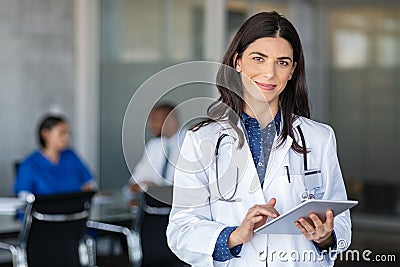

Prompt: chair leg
[
  {"left": 86, "top": 221, "right": 142, "bottom": 267},
  {"left": 79, "top": 236, "right": 96, "bottom": 267},
  {"left": 0, "top": 242, "right": 28, "bottom": 267},
  {"left": 85, "top": 236, "right": 97, "bottom": 267},
  {"left": 121, "top": 228, "right": 142, "bottom": 267},
  {"left": 15, "top": 248, "right": 28, "bottom": 267}
]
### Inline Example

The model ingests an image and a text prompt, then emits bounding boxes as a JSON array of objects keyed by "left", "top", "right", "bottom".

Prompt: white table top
[{"left": 0, "top": 197, "right": 24, "bottom": 215}]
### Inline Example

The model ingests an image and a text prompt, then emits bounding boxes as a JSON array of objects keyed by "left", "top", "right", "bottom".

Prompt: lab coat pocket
[
  {"left": 210, "top": 198, "right": 247, "bottom": 226},
  {"left": 209, "top": 164, "right": 249, "bottom": 225},
  {"left": 275, "top": 174, "right": 305, "bottom": 211},
  {"left": 304, "top": 168, "right": 325, "bottom": 199}
]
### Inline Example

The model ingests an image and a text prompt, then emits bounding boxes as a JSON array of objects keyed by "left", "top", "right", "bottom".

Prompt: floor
[
  {"left": 0, "top": 254, "right": 398, "bottom": 267},
  {"left": 0, "top": 227, "right": 398, "bottom": 267}
]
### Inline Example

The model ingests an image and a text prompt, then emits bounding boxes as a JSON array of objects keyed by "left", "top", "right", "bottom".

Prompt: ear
[
  {"left": 233, "top": 53, "right": 241, "bottom": 72},
  {"left": 290, "top": 62, "right": 297, "bottom": 78},
  {"left": 41, "top": 128, "right": 50, "bottom": 140}
]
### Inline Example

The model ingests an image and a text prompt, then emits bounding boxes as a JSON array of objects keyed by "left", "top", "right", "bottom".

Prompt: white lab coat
[
  {"left": 167, "top": 116, "right": 351, "bottom": 267},
  {"left": 123, "top": 132, "right": 183, "bottom": 199}
]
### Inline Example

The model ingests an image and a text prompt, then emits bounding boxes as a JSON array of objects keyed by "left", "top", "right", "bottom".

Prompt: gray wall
[
  {"left": 99, "top": 0, "right": 215, "bottom": 190},
  {"left": 0, "top": 0, "right": 76, "bottom": 195}
]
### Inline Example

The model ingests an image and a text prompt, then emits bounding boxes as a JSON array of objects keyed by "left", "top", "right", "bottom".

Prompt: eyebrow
[{"left": 248, "top": 52, "right": 293, "bottom": 62}]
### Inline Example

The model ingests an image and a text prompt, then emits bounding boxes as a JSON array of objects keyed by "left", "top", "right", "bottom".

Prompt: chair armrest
[{"left": 86, "top": 221, "right": 142, "bottom": 265}]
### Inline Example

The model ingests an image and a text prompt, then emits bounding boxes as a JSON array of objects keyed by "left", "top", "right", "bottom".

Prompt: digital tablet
[{"left": 254, "top": 199, "right": 358, "bottom": 235}]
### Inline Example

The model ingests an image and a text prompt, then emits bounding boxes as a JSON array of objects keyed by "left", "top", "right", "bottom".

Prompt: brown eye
[{"left": 253, "top": 57, "right": 263, "bottom": 62}]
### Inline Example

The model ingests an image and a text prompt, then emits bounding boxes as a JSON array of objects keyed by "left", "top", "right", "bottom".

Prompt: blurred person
[
  {"left": 14, "top": 115, "right": 96, "bottom": 198},
  {"left": 167, "top": 11, "right": 351, "bottom": 266},
  {"left": 123, "top": 103, "right": 182, "bottom": 197}
]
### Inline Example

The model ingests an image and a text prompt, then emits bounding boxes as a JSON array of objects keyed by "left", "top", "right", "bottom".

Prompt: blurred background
[{"left": 0, "top": 0, "right": 399, "bottom": 265}]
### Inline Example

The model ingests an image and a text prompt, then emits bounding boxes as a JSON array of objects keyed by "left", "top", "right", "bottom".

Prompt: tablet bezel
[{"left": 254, "top": 199, "right": 358, "bottom": 235}]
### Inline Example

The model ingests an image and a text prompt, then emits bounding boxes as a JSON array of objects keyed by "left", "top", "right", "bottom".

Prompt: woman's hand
[
  {"left": 228, "top": 198, "right": 279, "bottom": 248},
  {"left": 129, "top": 182, "right": 156, "bottom": 193},
  {"left": 294, "top": 210, "right": 335, "bottom": 249},
  {"left": 81, "top": 183, "right": 95, "bottom": 192}
]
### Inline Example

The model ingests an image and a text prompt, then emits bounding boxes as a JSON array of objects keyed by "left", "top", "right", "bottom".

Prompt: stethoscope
[
  {"left": 214, "top": 133, "right": 241, "bottom": 202},
  {"left": 214, "top": 126, "right": 318, "bottom": 203},
  {"left": 296, "top": 125, "right": 317, "bottom": 202}
]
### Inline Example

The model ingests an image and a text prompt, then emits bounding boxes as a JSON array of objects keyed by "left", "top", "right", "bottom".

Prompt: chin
[{"left": 60, "top": 145, "right": 69, "bottom": 151}]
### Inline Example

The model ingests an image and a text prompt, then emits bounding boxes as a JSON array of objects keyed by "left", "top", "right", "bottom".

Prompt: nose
[{"left": 262, "top": 61, "right": 275, "bottom": 79}]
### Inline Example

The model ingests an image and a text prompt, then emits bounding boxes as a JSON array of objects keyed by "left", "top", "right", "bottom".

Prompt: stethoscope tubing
[
  {"left": 214, "top": 126, "right": 311, "bottom": 202},
  {"left": 215, "top": 134, "right": 240, "bottom": 202}
]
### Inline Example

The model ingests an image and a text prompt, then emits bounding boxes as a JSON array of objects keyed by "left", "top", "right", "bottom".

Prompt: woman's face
[
  {"left": 42, "top": 122, "right": 70, "bottom": 151},
  {"left": 236, "top": 37, "right": 296, "bottom": 113},
  {"left": 149, "top": 109, "right": 167, "bottom": 137}
]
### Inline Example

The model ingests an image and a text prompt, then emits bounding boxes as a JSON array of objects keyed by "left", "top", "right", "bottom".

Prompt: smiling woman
[
  {"left": 167, "top": 11, "right": 352, "bottom": 267},
  {"left": 235, "top": 37, "right": 296, "bottom": 124}
]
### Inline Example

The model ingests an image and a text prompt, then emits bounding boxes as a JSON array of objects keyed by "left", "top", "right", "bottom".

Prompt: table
[
  {"left": 0, "top": 198, "right": 24, "bottom": 235},
  {"left": 90, "top": 191, "right": 137, "bottom": 222},
  {"left": 0, "top": 191, "right": 141, "bottom": 266},
  {"left": 0, "top": 191, "right": 136, "bottom": 228}
]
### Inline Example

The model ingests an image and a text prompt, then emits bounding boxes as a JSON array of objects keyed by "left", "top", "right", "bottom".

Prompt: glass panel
[
  {"left": 225, "top": 0, "right": 288, "bottom": 45},
  {"left": 333, "top": 30, "right": 369, "bottom": 68},
  {"left": 376, "top": 34, "right": 398, "bottom": 68},
  {"left": 119, "top": 0, "right": 204, "bottom": 62},
  {"left": 329, "top": 8, "right": 400, "bottom": 189},
  {"left": 121, "top": 0, "right": 162, "bottom": 61},
  {"left": 100, "top": 0, "right": 206, "bottom": 189}
]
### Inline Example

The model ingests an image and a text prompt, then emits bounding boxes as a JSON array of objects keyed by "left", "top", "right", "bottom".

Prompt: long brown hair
[{"left": 192, "top": 11, "right": 310, "bottom": 153}]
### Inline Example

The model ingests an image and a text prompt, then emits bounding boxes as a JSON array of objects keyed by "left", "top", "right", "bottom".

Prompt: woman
[
  {"left": 167, "top": 11, "right": 351, "bottom": 267},
  {"left": 14, "top": 115, "right": 96, "bottom": 197}
]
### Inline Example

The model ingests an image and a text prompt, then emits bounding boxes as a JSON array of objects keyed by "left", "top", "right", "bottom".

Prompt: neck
[
  {"left": 41, "top": 147, "right": 60, "bottom": 163},
  {"left": 243, "top": 101, "right": 278, "bottom": 128},
  {"left": 163, "top": 128, "right": 178, "bottom": 139}
]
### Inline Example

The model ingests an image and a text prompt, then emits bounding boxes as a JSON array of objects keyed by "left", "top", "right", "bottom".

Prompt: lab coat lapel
[
  {"left": 262, "top": 118, "right": 302, "bottom": 190},
  {"left": 220, "top": 124, "right": 266, "bottom": 204},
  {"left": 218, "top": 116, "right": 304, "bottom": 204},
  {"left": 262, "top": 135, "right": 293, "bottom": 190}
]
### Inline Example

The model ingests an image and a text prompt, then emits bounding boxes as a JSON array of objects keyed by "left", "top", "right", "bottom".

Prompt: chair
[
  {"left": 0, "top": 191, "right": 96, "bottom": 267},
  {"left": 85, "top": 220, "right": 142, "bottom": 267},
  {"left": 13, "top": 160, "right": 20, "bottom": 179},
  {"left": 135, "top": 186, "right": 184, "bottom": 267}
]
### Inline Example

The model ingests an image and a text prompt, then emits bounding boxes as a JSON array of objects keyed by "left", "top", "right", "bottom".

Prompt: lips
[{"left": 255, "top": 82, "right": 276, "bottom": 91}]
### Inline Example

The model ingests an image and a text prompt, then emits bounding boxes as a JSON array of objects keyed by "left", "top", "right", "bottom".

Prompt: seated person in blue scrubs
[{"left": 14, "top": 115, "right": 96, "bottom": 197}]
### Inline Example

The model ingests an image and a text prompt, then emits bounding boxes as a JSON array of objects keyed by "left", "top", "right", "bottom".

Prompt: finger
[
  {"left": 242, "top": 215, "right": 268, "bottom": 232},
  {"left": 324, "top": 210, "right": 334, "bottom": 231},
  {"left": 249, "top": 205, "right": 279, "bottom": 218},
  {"left": 294, "top": 221, "right": 312, "bottom": 237},
  {"left": 254, "top": 217, "right": 268, "bottom": 229},
  {"left": 267, "top": 198, "right": 277, "bottom": 207},
  {"left": 309, "top": 213, "right": 323, "bottom": 229},
  {"left": 298, "top": 218, "right": 315, "bottom": 234},
  {"left": 252, "top": 203, "right": 277, "bottom": 210},
  {"left": 252, "top": 215, "right": 269, "bottom": 228},
  {"left": 250, "top": 215, "right": 266, "bottom": 224}
]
